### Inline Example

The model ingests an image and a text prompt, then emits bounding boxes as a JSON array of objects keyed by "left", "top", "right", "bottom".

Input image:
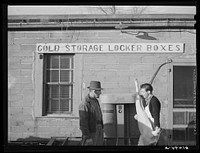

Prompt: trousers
[
  {"left": 138, "top": 135, "right": 158, "bottom": 146},
  {"left": 82, "top": 124, "right": 104, "bottom": 146}
]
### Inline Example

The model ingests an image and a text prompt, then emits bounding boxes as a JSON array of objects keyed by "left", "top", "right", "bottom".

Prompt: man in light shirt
[{"left": 134, "top": 83, "right": 161, "bottom": 145}]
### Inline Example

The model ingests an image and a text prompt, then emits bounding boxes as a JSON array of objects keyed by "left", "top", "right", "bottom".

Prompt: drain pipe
[{"left": 149, "top": 59, "right": 173, "bottom": 84}]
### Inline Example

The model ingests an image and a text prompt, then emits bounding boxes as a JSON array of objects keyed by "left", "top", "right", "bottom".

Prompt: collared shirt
[{"left": 145, "top": 94, "right": 153, "bottom": 106}]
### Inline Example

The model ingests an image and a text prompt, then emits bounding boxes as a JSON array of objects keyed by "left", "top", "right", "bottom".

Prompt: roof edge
[{"left": 8, "top": 14, "right": 195, "bottom": 20}]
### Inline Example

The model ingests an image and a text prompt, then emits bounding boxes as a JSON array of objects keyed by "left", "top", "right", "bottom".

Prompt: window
[
  {"left": 43, "top": 55, "right": 74, "bottom": 115},
  {"left": 173, "top": 66, "right": 196, "bottom": 108},
  {"left": 172, "top": 66, "right": 196, "bottom": 144}
]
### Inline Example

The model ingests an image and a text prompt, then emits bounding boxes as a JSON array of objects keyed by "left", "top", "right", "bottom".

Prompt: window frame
[
  {"left": 43, "top": 54, "right": 74, "bottom": 115},
  {"left": 168, "top": 59, "right": 196, "bottom": 145},
  {"left": 34, "top": 52, "right": 82, "bottom": 118}
]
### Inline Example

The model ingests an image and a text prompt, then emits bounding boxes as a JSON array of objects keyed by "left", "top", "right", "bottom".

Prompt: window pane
[
  {"left": 51, "top": 56, "right": 59, "bottom": 69},
  {"left": 174, "top": 66, "right": 193, "bottom": 99},
  {"left": 173, "top": 112, "right": 186, "bottom": 125},
  {"left": 186, "top": 127, "right": 196, "bottom": 141},
  {"left": 189, "top": 112, "right": 196, "bottom": 124},
  {"left": 173, "top": 66, "right": 196, "bottom": 108},
  {"left": 173, "top": 128, "right": 185, "bottom": 141},
  {"left": 51, "top": 100, "right": 59, "bottom": 112},
  {"left": 51, "top": 70, "right": 59, "bottom": 82},
  {"left": 60, "top": 100, "right": 70, "bottom": 111},
  {"left": 60, "top": 85, "right": 70, "bottom": 98},
  {"left": 60, "top": 70, "right": 70, "bottom": 82},
  {"left": 173, "top": 128, "right": 196, "bottom": 141},
  {"left": 60, "top": 56, "right": 70, "bottom": 69},
  {"left": 51, "top": 86, "right": 59, "bottom": 98}
]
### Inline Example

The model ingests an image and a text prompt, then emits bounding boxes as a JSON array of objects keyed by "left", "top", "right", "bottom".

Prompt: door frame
[{"left": 168, "top": 58, "right": 196, "bottom": 145}]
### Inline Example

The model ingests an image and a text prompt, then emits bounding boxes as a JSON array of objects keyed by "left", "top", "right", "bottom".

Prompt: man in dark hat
[{"left": 79, "top": 81, "right": 104, "bottom": 146}]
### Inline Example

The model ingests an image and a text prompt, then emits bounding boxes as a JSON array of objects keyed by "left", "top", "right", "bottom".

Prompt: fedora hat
[{"left": 87, "top": 81, "right": 103, "bottom": 90}]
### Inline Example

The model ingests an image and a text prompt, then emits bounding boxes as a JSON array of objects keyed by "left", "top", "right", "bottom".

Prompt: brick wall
[{"left": 8, "top": 29, "right": 196, "bottom": 142}]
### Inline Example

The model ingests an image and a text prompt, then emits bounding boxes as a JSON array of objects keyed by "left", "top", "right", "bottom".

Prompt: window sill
[{"left": 36, "top": 114, "right": 79, "bottom": 119}]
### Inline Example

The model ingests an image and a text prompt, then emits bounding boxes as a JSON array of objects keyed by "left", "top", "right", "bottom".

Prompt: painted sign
[{"left": 36, "top": 43, "right": 184, "bottom": 53}]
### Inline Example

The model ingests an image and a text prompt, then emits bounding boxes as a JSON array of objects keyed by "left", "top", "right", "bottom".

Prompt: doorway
[
  {"left": 169, "top": 64, "right": 196, "bottom": 145},
  {"left": 124, "top": 104, "right": 140, "bottom": 145}
]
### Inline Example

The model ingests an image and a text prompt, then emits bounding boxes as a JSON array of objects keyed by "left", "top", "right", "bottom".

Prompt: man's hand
[
  {"left": 85, "top": 138, "right": 93, "bottom": 145},
  {"left": 134, "top": 114, "right": 138, "bottom": 120},
  {"left": 152, "top": 127, "right": 161, "bottom": 136}
]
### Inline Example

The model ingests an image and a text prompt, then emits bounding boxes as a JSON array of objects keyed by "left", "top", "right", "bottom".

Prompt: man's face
[
  {"left": 140, "top": 88, "right": 150, "bottom": 99},
  {"left": 94, "top": 90, "right": 102, "bottom": 98}
]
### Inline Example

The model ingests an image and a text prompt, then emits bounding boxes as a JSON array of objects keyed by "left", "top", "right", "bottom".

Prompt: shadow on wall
[
  {"left": 103, "top": 127, "right": 196, "bottom": 146},
  {"left": 103, "top": 122, "right": 165, "bottom": 146},
  {"left": 103, "top": 114, "right": 197, "bottom": 146}
]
